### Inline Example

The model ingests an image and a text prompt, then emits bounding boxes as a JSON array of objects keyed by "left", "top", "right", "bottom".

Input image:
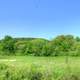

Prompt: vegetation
[
  {"left": 0, "top": 34, "right": 80, "bottom": 80},
  {"left": 0, "top": 35, "right": 80, "bottom": 56},
  {"left": 0, "top": 56, "right": 80, "bottom": 80}
]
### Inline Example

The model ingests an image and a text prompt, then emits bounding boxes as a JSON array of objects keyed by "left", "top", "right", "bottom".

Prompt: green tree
[
  {"left": 1, "top": 36, "right": 15, "bottom": 55},
  {"left": 51, "top": 35, "right": 75, "bottom": 56},
  {"left": 30, "top": 39, "right": 48, "bottom": 56},
  {"left": 42, "top": 42, "right": 53, "bottom": 56},
  {"left": 76, "top": 37, "right": 80, "bottom": 42}
]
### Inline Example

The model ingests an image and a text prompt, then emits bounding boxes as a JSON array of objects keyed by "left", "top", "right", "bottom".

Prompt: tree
[
  {"left": 30, "top": 39, "right": 48, "bottom": 56},
  {"left": 50, "top": 35, "right": 75, "bottom": 56},
  {"left": 42, "top": 42, "right": 53, "bottom": 56},
  {"left": 1, "top": 36, "right": 15, "bottom": 55},
  {"left": 76, "top": 37, "right": 80, "bottom": 42}
]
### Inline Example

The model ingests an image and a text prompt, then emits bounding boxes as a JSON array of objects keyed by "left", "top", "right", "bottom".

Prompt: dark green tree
[{"left": 1, "top": 36, "right": 15, "bottom": 55}]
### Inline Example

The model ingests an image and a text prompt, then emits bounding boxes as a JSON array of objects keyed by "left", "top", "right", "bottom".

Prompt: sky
[{"left": 0, "top": 0, "right": 80, "bottom": 39}]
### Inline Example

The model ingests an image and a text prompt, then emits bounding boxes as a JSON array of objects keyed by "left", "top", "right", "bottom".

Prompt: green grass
[
  {"left": 0, "top": 56, "right": 80, "bottom": 64},
  {"left": 0, "top": 56, "right": 80, "bottom": 72},
  {"left": 0, "top": 56, "right": 80, "bottom": 80}
]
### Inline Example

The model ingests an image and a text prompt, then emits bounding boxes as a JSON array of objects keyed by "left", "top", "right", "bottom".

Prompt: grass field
[
  {"left": 0, "top": 56, "right": 80, "bottom": 68},
  {"left": 0, "top": 56, "right": 80, "bottom": 80}
]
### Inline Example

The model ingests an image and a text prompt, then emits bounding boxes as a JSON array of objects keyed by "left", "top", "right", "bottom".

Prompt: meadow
[
  {"left": 0, "top": 56, "right": 80, "bottom": 80},
  {"left": 0, "top": 35, "right": 80, "bottom": 80}
]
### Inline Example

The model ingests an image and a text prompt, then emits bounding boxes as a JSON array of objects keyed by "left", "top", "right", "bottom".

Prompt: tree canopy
[{"left": 0, "top": 35, "right": 80, "bottom": 56}]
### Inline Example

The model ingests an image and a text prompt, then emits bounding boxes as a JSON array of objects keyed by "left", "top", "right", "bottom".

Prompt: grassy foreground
[{"left": 0, "top": 56, "right": 80, "bottom": 80}]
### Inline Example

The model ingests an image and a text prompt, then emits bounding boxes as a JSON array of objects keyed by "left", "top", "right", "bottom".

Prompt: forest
[{"left": 0, "top": 34, "right": 80, "bottom": 56}]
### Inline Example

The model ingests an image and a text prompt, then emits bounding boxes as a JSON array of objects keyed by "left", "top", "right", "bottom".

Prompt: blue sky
[{"left": 0, "top": 0, "right": 80, "bottom": 39}]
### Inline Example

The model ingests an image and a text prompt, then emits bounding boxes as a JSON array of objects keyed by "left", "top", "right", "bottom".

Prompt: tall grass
[{"left": 0, "top": 62, "right": 80, "bottom": 80}]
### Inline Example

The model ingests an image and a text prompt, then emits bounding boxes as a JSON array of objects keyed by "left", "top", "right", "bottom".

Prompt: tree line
[{"left": 0, "top": 35, "right": 80, "bottom": 56}]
